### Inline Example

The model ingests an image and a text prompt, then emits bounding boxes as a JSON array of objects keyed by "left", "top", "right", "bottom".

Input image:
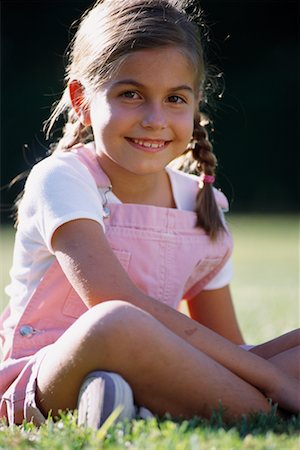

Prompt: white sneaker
[
  {"left": 137, "top": 406, "right": 155, "bottom": 420},
  {"left": 77, "top": 371, "right": 135, "bottom": 429}
]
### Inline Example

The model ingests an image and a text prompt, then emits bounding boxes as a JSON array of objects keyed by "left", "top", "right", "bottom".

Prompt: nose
[{"left": 141, "top": 102, "right": 167, "bottom": 130}]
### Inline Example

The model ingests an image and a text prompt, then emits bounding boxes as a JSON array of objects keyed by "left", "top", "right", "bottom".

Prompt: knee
[
  {"left": 78, "top": 300, "right": 154, "bottom": 347},
  {"left": 91, "top": 299, "right": 147, "bottom": 326}
]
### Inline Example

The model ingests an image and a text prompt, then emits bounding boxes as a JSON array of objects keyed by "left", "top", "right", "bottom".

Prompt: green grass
[
  {"left": 0, "top": 409, "right": 300, "bottom": 450},
  {"left": 0, "top": 215, "right": 299, "bottom": 449},
  {"left": 0, "top": 225, "right": 15, "bottom": 313},
  {"left": 228, "top": 215, "right": 299, "bottom": 343}
]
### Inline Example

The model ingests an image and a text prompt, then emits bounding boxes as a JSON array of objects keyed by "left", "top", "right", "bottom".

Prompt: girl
[{"left": 0, "top": 0, "right": 299, "bottom": 429}]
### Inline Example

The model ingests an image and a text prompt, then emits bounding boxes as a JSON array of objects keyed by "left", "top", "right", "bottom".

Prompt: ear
[{"left": 68, "top": 80, "right": 91, "bottom": 126}]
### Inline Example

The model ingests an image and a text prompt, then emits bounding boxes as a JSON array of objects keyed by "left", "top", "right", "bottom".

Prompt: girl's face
[{"left": 88, "top": 47, "right": 198, "bottom": 177}]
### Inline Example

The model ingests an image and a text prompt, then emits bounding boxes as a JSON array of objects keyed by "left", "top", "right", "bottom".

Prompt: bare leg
[
  {"left": 250, "top": 330, "right": 300, "bottom": 360},
  {"left": 249, "top": 330, "right": 300, "bottom": 380},
  {"left": 267, "top": 346, "right": 300, "bottom": 379},
  {"left": 36, "top": 301, "right": 271, "bottom": 422}
]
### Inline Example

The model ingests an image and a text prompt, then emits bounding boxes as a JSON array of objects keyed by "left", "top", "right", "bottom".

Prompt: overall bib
[{"left": 0, "top": 146, "right": 233, "bottom": 424}]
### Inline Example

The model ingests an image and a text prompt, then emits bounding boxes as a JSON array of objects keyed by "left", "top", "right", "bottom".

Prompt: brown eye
[{"left": 168, "top": 95, "right": 185, "bottom": 104}]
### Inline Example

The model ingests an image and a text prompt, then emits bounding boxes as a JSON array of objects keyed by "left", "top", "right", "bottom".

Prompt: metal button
[
  {"left": 19, "top": 325, "right": 34, "bottom": 337},
  {"left": 103, "top": 206, "right": 110, "bottom": 218}
]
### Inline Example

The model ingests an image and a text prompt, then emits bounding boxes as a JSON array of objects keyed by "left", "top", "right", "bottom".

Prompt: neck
[{"left": 97, "top": 154, "right": 175, "bottom": 208}]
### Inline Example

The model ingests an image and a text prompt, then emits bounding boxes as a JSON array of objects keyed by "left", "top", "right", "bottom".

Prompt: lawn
[
  {"left": 0, "top": 214, "right": 299, "bottom": 449},
  {"left": 228, "top": 214, "right": 299, "bottom": 344}
]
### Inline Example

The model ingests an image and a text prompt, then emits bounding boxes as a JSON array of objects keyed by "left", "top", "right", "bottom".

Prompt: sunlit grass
[
  {"left": 0, "top": 224, "right": 15, "bottom": 313},
  {"left": 228, "top": 214, "right": 299, "bottom": 343},
  {"left": 0, "top": 408, "right": 300, "bottom": 450}
]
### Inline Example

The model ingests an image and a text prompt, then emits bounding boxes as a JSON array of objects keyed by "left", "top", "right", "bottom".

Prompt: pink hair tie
[{"left": 199, "top": 173, "right": 215, "bottom": 188}]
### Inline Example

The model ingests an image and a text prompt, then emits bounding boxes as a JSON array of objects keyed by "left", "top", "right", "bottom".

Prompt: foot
[{"left": 77, "top": 371, "right": 135, "bottom": 429}]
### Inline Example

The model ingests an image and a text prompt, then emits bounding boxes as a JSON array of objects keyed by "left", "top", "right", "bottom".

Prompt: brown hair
[
  {"left": 192, "top": 114, "right": 225, "bottom": 239},
  {"left": 45, "top": 0, "right": 225, "bottom": 239}
]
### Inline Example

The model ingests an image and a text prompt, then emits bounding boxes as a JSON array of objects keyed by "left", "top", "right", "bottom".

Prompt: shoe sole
[{"left": 77, "top": 371, "right": 134, "bottom": 429}]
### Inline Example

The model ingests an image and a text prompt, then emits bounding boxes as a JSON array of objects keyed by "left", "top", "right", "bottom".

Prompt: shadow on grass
[{"left": 173, "top": 406, "right": 300, "bottom": 437}]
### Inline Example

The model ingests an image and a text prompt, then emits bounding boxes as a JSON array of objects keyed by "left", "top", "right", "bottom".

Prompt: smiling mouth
[{"left": 126, "top": 137, "right": 169, "bottom": 151}]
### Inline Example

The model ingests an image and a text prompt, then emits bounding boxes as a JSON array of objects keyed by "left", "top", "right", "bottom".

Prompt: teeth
[{"left": 132, "top": 139, "right": 165, "bottom": 148}]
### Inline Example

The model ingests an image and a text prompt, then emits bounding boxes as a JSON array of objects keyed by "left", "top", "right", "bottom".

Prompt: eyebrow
[{"left": 111, "top": 79, "right": 194, "bottom": 93}]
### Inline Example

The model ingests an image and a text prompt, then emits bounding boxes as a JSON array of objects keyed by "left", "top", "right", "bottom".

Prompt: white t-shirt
[{"left": 5, "top": 145, "right": 232, "bottom": 329}]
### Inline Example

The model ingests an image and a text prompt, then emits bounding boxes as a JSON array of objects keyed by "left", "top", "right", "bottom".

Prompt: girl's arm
[
  {"left": 52, "top": 218, "right": 299, "bottom": 412},
  {"left": 186, "top": 286, "right": 245, "bottom": 345}
]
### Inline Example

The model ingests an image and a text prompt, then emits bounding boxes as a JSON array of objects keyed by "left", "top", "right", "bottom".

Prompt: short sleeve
[
  {"left": 203, "top": 258, "right": 233, "bottom": 290},
  {"left": 19, "top": 152, "right": 105, "bottom": 252}
]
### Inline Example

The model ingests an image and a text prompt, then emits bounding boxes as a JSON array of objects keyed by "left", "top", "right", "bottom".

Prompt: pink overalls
[{"left": 0, "top": 146, "right": 233, "bottom": 425}]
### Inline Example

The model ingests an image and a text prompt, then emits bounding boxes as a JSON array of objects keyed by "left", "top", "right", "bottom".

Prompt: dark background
[{"left": 1, "top": 0, "right": 299, "bottom": 224}]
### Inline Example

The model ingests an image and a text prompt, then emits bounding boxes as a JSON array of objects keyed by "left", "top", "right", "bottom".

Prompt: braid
[
  {"left": 192, "top": 114, "right": 226, "bottom": 240},
  {"left": 51, "top": 108, "right": 93, "bottom": 152}
]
